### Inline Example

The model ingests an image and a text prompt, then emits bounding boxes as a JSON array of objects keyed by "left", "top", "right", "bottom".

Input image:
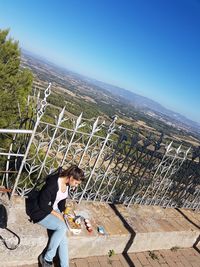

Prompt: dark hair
[{"left": 59, "top": 165, "right": 85, "bottom": 181}]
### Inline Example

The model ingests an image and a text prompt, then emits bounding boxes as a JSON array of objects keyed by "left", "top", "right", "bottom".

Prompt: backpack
[
  {"left": 0, "top": 204, "right": 20, "bottom": 250},
  {"left": 25, "top": 166, "right": 63, "bottom": 221},
  {"left": 0, "top": 204, "right": 7, "bottom": 229},
  {"left": 25, "top": 187, "right": 41, "bottom": 220}
]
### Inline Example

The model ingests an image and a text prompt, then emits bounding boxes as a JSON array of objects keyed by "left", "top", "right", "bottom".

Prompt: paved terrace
[{"left": 18, "top": 248, "right": 200, "bottom": 267}]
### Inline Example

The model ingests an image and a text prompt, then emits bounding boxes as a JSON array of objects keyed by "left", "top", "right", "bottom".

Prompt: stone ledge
[
  {"left": 116, "top": 204, "right": 200, "bottom": 252},
  {"left": 0, "top": 196, "right": 199, "bottom": 266}
]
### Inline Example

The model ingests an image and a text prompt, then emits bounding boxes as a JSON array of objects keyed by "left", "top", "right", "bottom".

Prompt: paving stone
[
  {"left": 99, "top": 262, "right": 112, "bottom": 267},
  {"left": 146, "top": 258, "right": 161, "bottom": 267},
  {"left": 110, "top": 254, "right": 120, "bottom": 261},
  {"left": 190, "top": 262, "right": 200, "bottom": 267},
  {"left": 180, "top": 248, "right": 195, "bottom": 257},
  {"left": 118, "top": 254, "right": 131, "bottom": 267},
  {"left": 154, "top": 251, "right": 167, "bottom": 264},
  {"left": 184, "top": 255, "right": 199, "bottom": 263},
  {"left": 97, "top": 256, "right": 114, "bottom": 266},
  {"left": 129, "top": 253, "right": 137, "bottom": 260},
  {"left": 74, "top": 258, "right": 89, "bottom": 267},
  {"left": 132, "top": 259, "right": 143, "bottom": 267},
  {"left": 97, "top": 255, "right": 109, "bottom": 262},
  {"left": 164, "top": 257, "right": 179, "bottom": 267},
  {"left": 177, "top": 255, "right": 191, "bottom": 267},
  {"left": 88, "top": 261, "right": 101, "bottom": 267},
  {"left": 111, "top": 261, "right": 123, "bottom": 267},
  {"left": 192, "top": 249, "right": 200, "bottom": 257},
  {"left": 166, "top": 252, "right": 179, "bottom": 263},
  {"left": 174, "top": 262, "right": 185, "bottom": 267},
  {"left": 149, "top": 261, "right": 162, "bottom": 267},
  {"left": 87, "top": 256, "right": 99, "bottom": 262},
  {"left": 136, "top": 252, "right": 150, "bottom": 265},
  {"left": 159, "top": 219, "right": 175, "bottom": 232}
]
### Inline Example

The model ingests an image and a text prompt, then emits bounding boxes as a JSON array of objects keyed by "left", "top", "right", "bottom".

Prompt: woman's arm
[
  {"left": 39, "top": 187, "right": 65, "bottom": 222},
  {"left": 51, "top": 209, "right": 65, "bottom": 222},
  {"left": 58, "top": 198, "right": 66, "bottom": 213}
]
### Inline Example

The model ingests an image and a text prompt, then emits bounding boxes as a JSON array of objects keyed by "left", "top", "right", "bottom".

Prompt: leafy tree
[{"left": 0, "top": 28, "right": 33, "bottom": 128}]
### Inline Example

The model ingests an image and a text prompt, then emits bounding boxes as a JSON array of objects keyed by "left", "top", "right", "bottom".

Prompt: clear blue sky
[{"left": 0, "top": 0, "right": 200, "bottom": 123}]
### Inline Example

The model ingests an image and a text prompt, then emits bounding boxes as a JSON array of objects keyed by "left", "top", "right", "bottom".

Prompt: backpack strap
[
  {"left": 0, "top": 227, "right": 20, "bottom": 250},
  {"left": 0, "top": 204, "right": 20, "bottom": 250}
]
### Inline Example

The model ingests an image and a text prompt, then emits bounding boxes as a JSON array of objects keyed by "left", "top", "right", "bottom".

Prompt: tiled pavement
[{"left": 19, "top": 248, "right": 200, "bottom": 267}]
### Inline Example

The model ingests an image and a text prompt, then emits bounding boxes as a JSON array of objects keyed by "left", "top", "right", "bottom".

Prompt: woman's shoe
[{"left": 39, "top": 254, "right": 53, "bottom": 267}]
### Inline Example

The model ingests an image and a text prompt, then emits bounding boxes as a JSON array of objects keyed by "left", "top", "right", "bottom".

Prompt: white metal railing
[{"left": 0, "top": 82, "right": 199, "bottom": 211}]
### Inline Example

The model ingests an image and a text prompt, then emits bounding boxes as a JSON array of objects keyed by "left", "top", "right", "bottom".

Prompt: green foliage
[
  {"left": 0, "top": 28, "right": 33, "bottom": 128},
  {"left": 170, "top": 246, "right": 180, "bottom": 252},
  {"left": 148, "top": 251, "right": 159, "bottom": 260},
  {"left": 48, "top": 93, "right": 66, "bottom": 107},
  {"left": 108, "top": 249, "right": 115, "bottom": 257},
  {"left": 66, "top": 99, "right": 101, "bottom": 119}
]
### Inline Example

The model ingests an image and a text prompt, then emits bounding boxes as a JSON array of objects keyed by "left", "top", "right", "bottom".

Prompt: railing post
[
  {"left": 160, "top": 147, "right": 190, "bottom": 207},
  {"left": 10, "top": 83, "right": 51, "bottom": 197},
  {"left": 78, "top": 117, "right": 103, "bottom": 167},
  {"left": 60, "top": 113, "right": 85, "bottom": 167},
  {"left": 148, "top": 145, "right": 182, "bottom": 206},
  {"left": 78, "top": 116, "right": 117, "bottom": 203},
  {"left": 37, "top": 107, "right": 65, "bottom": 179},
  {"left": 131, "top": 142, "right": 173, "bottom": 206}
]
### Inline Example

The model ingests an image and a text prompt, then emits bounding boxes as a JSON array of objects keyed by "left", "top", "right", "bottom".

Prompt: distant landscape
[{"left": 21, "top": 50, "right": 200, "bottom": 149}]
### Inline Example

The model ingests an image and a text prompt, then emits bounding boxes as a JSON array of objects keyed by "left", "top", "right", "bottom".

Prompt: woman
[{"left": 30, "top": 165, "right": 85, "bottom": 267}]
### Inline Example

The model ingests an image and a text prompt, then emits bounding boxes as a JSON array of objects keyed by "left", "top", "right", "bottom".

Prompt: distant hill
[
  {"left": 86, "top": 79, "right": 200, "bottom": 133},
  {"left": 21, "top": 49, "right": 200, "bottom": 136}
]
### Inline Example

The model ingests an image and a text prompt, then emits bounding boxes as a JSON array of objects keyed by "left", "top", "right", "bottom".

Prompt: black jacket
[{"left": 29, "top": 173, "right": 67, "bottom": 223}]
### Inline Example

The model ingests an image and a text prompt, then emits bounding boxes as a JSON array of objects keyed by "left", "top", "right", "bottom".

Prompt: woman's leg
[
  {"left": 38, "top": 214, "right": 69, "bottom": 266},
  {"left": 58, "top": 234, "right": 69, "bottom": 267}
]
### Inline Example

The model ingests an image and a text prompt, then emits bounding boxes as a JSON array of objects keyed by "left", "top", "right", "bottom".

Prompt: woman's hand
[
  {"left": 51, "top": 210, "right": 65, "bottom": 222},
  {"left": 57, "top": 213, "right": 65, "bottom": 222}
]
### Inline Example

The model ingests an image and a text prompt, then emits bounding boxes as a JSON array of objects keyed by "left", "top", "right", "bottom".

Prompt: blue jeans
[{"left": 38, "top": 210, "right": 69, "bottom": 267}]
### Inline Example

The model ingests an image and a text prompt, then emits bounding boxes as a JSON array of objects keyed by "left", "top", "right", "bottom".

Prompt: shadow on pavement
[
  {"left": 110, "top": 204, "right": 136, "bottom": 267},
  {"left": 175, "top": 208, "right": 200, "bottom": 254}
]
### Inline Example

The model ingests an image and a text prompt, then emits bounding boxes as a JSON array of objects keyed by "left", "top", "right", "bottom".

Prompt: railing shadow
[
  {"left": 175, "top": 208, "right": 200, "bottom": 254},
  {"left": 110, "top": 204, "right": 136, "bottom": 267}
]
